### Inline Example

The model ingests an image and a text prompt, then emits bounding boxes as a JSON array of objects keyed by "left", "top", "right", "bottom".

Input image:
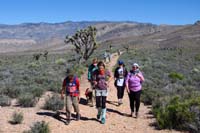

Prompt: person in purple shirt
[{"left": 125, "top": 63, "right": 144, "bottom": 118}]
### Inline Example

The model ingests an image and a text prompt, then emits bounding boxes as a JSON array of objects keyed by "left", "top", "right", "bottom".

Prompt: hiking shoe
[
  {"left": 76, "top": 114, "right": 81, "bottom": 121},
  {"left": 135, "top": 112, "right": 139, "bottom": 118},
  {"left": 101, "top": 117, "right": 106, "bottom": 124},
  {"left": 97, "top": 114, "right": 101, "bottom": 120},
  {"left": 130, "top": 112, "right": 134, "bottom": 117},
  {"left": 65, "top": 119, "right": 70, "bottom": 125}
]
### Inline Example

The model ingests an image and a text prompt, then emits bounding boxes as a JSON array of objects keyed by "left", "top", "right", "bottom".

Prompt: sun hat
[{"left": 132, "top": 63, "right": 139, "bottom": 68}]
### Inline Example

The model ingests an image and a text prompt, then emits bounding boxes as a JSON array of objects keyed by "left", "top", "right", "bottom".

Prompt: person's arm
[
  {"left": 125, "top": 73, "right": 130, "bottom": 94},
  {"left": 76, "top": 78, "right": 80, "bottom": 95},
  {"left": 114, "top": 68, "right": 118, "bottom": 79},
  {"left": 136, "top": 72, "right": 144, "bottom": 82},
  {"left": 61, "top": 79, "right": 66, "bottom": 99}
]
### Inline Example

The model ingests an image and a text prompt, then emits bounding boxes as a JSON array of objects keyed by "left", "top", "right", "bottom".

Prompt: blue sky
[{"left": 0, "top": 0, "right": 199, "bottom": 25}]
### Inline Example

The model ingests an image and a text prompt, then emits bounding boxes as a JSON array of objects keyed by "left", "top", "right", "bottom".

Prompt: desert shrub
[
  {"left": 55, "top": 58, "right": 66, "bottom": 65},
  {"left": 24, "top": 121, "right": 50, "bottom": 133},
  {"left": 194, "top": 54, "right": 200, "bottom": 61},
  {"left": 168, "top": 72, "right": 184, "bottom": 82},
  {"left": 34, "top": 76, "right": 49, "bottom": 85},
  {"left": 30, "top": 87, "right": 44, "bottom": 97},
  {"left": 28, "top": 62, "right": 40, "bottom": 69},
  {"left": 141, "top": 88, "right": 161, "bottom": 105},
  {"left": 73, "top": 64, "right": 87, "bottom": 77},
  {"left": 43, "top": 94, "right": 64, "bottom": 111},
  {"left": 46, "top": 81, "right": 61, "bottom": 93},
  {"left": 0, "top": 95, "right": 11, "bottom": 106},
  {"left": 153, "top": 96, "right": 200, "bottom": 131},
  {"left": 10, "top": 111, "right": 24, "bottom": 124},
  {"left": 1, "top": 87, "right": 22, "bottom": 98},
  {"left": 18, "top": 93, "right": 37, "bottom": 107}
]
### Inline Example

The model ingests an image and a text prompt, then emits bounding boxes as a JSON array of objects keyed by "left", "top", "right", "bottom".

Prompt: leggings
[
  {"left": 128, "top": 90, "right": 142, "bottom": 112},
  {"left": 116, "top": 86, "right": 125, "bottom": 99},
  {"left": 96, "top": 96, "right": 107, "bottom": 109}
]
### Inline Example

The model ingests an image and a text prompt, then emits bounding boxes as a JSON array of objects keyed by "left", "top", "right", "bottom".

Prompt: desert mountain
[{"left": 0, "top": 21, "right": 186, "bottom": 53}]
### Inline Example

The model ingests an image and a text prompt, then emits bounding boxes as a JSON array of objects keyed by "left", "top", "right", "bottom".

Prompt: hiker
[
  {"left": 114, "top": 60, "right": 128, "bottom": 106},
  {"left": 125, "top": 63, "right": 144, "bottom": 118},
  {"left": 108, "top": 52, "right": 111, "bottom": 62},
  {"left": 93, "top": 61, "right": 111, "bottom": 124},
  {"left": 61, "top": 69, "right": 81, "bottom": 125},
  {"left": 117, "top": 49, "right": 121, "bottom": 55},
  {"left": 87, "top": 58, "right": 98, "bottom": 106},
  {"left": 103, "top": 51, "right": 108, "bottom": 63}
]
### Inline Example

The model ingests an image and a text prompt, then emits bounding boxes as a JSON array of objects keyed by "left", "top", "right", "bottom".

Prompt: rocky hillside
[{"left": 0, "top": 21, "right": 183, "bottom": 53}]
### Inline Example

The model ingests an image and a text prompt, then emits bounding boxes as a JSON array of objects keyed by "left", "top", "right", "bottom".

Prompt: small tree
[
  {"left": 33, "top": 53, "right": 42, "bottom": 61},
  {"left": 65, "top": 26, "right": 98, "bottom": 63},
  {"left": 43, "top": 50, "right": 48, "bottom": 60}
]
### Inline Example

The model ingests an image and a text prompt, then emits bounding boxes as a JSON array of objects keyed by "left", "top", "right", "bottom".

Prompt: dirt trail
[{"left": 0, "top": 53, "right": 181, "bottom": 133}]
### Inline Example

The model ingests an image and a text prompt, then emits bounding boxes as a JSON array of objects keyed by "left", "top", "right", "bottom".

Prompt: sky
[{"left": 0, "top": 0, "right": 199, "bottom": 25}]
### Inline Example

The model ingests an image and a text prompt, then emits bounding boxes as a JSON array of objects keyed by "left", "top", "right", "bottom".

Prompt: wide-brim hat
[{"left": 132, "top": 63, "right": 139, "bottom": 68}]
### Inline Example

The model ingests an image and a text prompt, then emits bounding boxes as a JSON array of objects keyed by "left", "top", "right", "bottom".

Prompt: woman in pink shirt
[{"left": 125, "top": 63, "right": 144, "bottom": 118}]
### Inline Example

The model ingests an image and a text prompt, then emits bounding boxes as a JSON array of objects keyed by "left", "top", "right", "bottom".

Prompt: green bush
[
  {"left": 46, "top": 81, "right": 61, "bottom": 93},
  {"left": 55, "top": 58, "right": 66, "bottom": 65},
  {"left": 194, "top": 54, "right": 200, "bottom": 61},
  {"left": 11, "top": 111, "right": 24, "bottom": 124},
  {"left": 153, "top": 96, "right": 200, "bottom": 131},
  {"left": 31, "top": 87, "right": 44, "bottom": 97},
  {"left": 24, "top": 121, "right": 50, "bottom": 133},
  {"left": 43, "top": 94, "right": 64, "bottom": 111},
  {"left": 168, "top": 72, "right": 184, "bottom": 81},
  {"left": 1, "top": 87, "right": 22, "bottom": 98},
  {"left": 0, "top": 95, "right": 11, "bottom": 106},
  {"left": 18, "top": 93, "right": 37, "bottom": 107},
  {"left": 28, "top": 62, "right": 40, "bottom": 69},
  {"left": 141, "top": 89, "right": 161, "bottom": 105}
]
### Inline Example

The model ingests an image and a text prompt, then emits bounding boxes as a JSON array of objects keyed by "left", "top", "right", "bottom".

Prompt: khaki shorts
[
  {"left": 96, "top": 89, "right": 108, "bottom": 97},
  {"left": 65, "top": 95, "right": 79, "bottom": 116}
]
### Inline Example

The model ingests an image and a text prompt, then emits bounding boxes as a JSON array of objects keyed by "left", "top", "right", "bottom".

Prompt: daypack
[
  {"left": 114, "top": 67, "right": 127, "bottom": 87},
  {"left": 65, "top": 76, "right": 78, "bottom": 93},
  {"left": 88, "top": 64, "right": 98, "bottom": 80}
]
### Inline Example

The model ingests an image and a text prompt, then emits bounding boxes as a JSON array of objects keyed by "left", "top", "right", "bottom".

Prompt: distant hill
[{"left": 0, "top": 21, "right": 196, "bottom": 53}]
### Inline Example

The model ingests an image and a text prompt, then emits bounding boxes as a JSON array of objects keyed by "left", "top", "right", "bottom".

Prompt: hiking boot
[
  {"left": 118, "top": 100, "right": 123, "bottom": 106},
  {"left": 135, "top": 112, "right": 139, "bottom": 118},
  {"left": 130, "top": 112, "right": 134, "bottom": 117},
  {"left": 101, "top": 117, "right": 106, "bottom": 124},
  {"left": 76, "top": 114, "right": 81, "bottom": 121},
  {"left": 65, "top": 119, "right": 70, "bottom": 125},
  {"left": 97, "top": 114, "right": 101, "bottom": 119}
]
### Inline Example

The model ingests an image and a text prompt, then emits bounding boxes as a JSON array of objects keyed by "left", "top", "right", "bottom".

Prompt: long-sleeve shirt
[{"left": 125, "top": 71, "right": 144, "bottom": 92}]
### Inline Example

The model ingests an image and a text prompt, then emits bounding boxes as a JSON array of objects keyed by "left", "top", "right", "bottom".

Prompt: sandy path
[{"left": 0, "top": 53, "right": 182, "bottom": 133}]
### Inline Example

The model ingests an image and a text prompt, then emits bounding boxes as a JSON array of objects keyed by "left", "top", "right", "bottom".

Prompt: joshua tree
[
  {"left": 43, "top": 50, "right": 48, "bottom": 60},
  {"left": 65, "top": 26, "right": 98, "bottom": 64},
  {"left": 123, "top": 45, "right": 130, "bottom": 53},
  {"left": 33, "top": 53, "right": 42, "bottom": 61}
]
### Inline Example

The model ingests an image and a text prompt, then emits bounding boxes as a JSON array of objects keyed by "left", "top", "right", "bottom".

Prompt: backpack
[
  {"left": 65, "top": 76, "right": 78, "bottom": 93},
  {"left": 88, "top": 64, "right": 98, "bottom": 80}
]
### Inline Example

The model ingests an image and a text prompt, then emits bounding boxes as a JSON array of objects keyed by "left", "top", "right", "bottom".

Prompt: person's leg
[
  {"left": 128, "top": 91, "right": 135, "bottom": 116},
  {"left": 96, "top": 90, "right": 102, "bottom": 119},
  {"left": 101, "top": 90, "right": 108, "bottom": 124},
  {"left": 121, "top": 86, "right": 125, "bottom": 99},
  {"left": 72, "top": 96, "right": 80, "bottom": 120},
  {"left": 65, "top": 95, "right": 72, "bottom": 124},
  {"left": 117, "top": 86, "right": 122, "bottom": 105},
  {"left": 101, "top": 96, "right": 107, "bottom": 124},
  {"left": 117, "top": 86, "right": 121, "bottom": 99},
  {"left": 135, "top": 90, "right": 142, "bottom": 118}
]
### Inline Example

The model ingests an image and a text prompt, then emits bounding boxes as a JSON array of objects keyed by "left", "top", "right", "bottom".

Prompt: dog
[{"left": 85, "top": 88, "right": 93, "bottom": 106}]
